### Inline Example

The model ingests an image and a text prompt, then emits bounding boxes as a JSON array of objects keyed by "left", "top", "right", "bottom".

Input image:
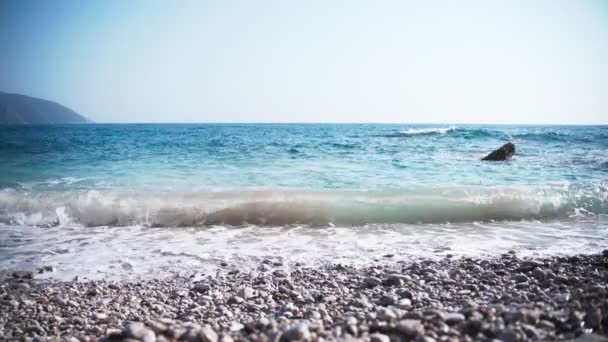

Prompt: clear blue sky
[{"left": 1, "top": 0, "right": 607, "bottom": 124}]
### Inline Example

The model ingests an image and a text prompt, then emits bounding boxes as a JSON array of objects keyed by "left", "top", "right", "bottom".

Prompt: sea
[{"left": 1, "top": 124, "right": 607, "bottom": 280}]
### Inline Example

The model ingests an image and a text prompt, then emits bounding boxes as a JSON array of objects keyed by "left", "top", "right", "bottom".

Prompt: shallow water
[
  {"left": 0, "top": 124, "right": 607, "bottom": 279},
  {"left": 2, "top": 218, "right": 607, "bottom": 281}
]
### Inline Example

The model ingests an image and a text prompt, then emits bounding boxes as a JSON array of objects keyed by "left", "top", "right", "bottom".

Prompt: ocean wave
[
  {"left": 511, "top": 131, "right": 569, "bottom": 142},
  {"left": 378, "top": 126, "right": 457, "bottom": 137},
  {"left": 377, "top": 127, "right": 504, "bottom": 139},
  {"left": 1, "top": 183, "right": 607, "bottom": 227},
  {"left": 510, "top": 130, "right": 604, "bottom": 144},
  {"left": 400, "top": 127, "right": 457, "bottom": 136}
]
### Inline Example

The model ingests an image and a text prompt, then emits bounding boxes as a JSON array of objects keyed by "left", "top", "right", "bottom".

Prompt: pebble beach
[{"left": 2, "top": 251, "right": 608, "bottom": 342}]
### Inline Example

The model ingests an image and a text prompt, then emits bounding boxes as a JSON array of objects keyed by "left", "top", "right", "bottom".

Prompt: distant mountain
[{"left": 0, "top": 92, "right": 90, "bottom": 124}]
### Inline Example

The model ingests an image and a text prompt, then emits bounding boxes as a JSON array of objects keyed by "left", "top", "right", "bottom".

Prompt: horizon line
[
  {"left": 78, "top": 121, "right": 608, "bottom": 126},
  {"left": 3, "top": 121, "right": 607, "bottom": 126}
]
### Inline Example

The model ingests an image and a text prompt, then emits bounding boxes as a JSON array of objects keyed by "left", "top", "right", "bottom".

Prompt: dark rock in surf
[{"left": 482, "top": 143, "right": 515, "bottom": 161}]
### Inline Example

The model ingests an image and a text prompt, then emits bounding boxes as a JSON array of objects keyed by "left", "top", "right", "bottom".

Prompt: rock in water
[{"left": 482, "top": 143, "right": 515, "bottom": 161}]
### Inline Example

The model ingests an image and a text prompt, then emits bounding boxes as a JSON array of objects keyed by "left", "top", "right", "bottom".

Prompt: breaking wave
[
  {"left": 377, "top": 127, "right": 505, "bottom": 139},
  {"left": 1, "top": 183, "right": 607, "bottom": 228},
  {"left": 399, "top": 126, "right": 457, "bottom": 136},
  {"left": 378, "top": 126, "right": 458, "bottom": 137}
]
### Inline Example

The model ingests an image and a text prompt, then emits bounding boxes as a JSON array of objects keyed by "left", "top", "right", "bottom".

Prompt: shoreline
[{"left": 1, "top": 252, "right": 607, "bottom": 341}]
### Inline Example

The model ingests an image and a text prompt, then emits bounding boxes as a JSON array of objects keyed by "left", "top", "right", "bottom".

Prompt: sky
[{"left": 0, "top": 0, "right": 607, "bottom": 124}]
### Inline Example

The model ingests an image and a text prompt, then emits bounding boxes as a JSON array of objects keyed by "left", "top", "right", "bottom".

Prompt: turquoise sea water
[
  {"left": 1, "top": 124, "right": 607, "bottom": 279},
  {"left": 1, "top": 124, "right": 607, "bottom": 226}
]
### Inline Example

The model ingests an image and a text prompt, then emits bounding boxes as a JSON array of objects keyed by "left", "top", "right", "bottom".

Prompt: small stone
[
  {"left": 93, "top": 312, "right": 109, "bottom": 322},
  {"left": 17, "top": 283, "right": 30, "bottom": 291},
  {"left": 445, "top": 313, "right": 466, "bottom": 325},
  {"left": 147, "top": 321, "right": 168, "bottom": 334},
  {"left": 378, "top": 294, "right": 398, "bottom": 306},
  {"left": 256, "top": 317, "right": 271, "bottom": 329},
  {"left": 228, "top": 296, "right": 244, "bottom": 304},
  {"left": 481, "top": 271, "right": 497, "bottom": 279},
  {"left": 466, "top": 264, "right": 484, "bottom": 273},
  {"left": 399, "top": 298, "right": 412, "bottom": 307},
  {"left": 22, "top": 298, "right": 34, "bottom": 306},
  {"left": 404, "top": 311, "right": 424, "bottom": 320},
  {"left": 395, "top": 319, "right": 424, "bottom": 337},
  {"left": 12, "top": 271, "right": 34, "bottom": 279},
  {"left": 86, "top": 286, "right": 99, "bottom": 296},
  {"left": 464, "top": 319, "right": 483, "bottom": 336},
  {"left": 538, "top": 320, "right": 555, "bottom": 329},
  {"left": 273, "top": 270, "right": 288, "bottom": 277},
  {"left": 363, "top": 276, "right": 382, "bottom": 288},
  {"left": 219, "top": 334, "right": 233, "bottom": 342},
  {"left": 305, "top": 310, "right": 322, "bottom": 320},
  {"left": 602, "top": 249, "right": 608, "bottom": 257},
  {"left": 531, "top": 268, "right": 546, "bottom": 280},
  {"left": 523, "top": 309, "right": 541, "bottom": 324},
  {"left": 586, "top": 308, "right": 602, "bottom": 329},
  {"left": 521, "top": 260, "right": 544, "bottom": 269},
  {"left": 238, "top": 287, "right": 256, "bottom": 299},
  {"left": 555, "top": 292, "right": 571, "bottom": 303},
  {"left": 521, "top": 323, "right": 542, "bottom": 340},
  {"left": 193, "top": 283, "right": 211, "bottom": 293},
  {"left": 497, "top": 328, "right": 518, "bottom": 342},
  {"left": 125, "top": 322, "right": 156, "bottom": 342},
  {"left": 344, "top": 316, "right": 357, "bottom": 326},
  {"left": 504, "top": 310, "right": 524, "bottom": 323},
  {"left": 198, "top": 326, "right": 218, "bottom": 342},
  {"left": 377, "top": 307, "right": 397, "bottom": 321},
  {"left": 573, "top": 333, "right": 608, "bottom": 342},
  {"left": 167, "top": 325, "right": 188, "bottom": 339},
  {"left": 229, "top": 322, "right": 244, "bottom": 332},
  {"left": 282, "top": 322, "right": 311, "bottom": 341},
  {"left": 514, "top": 274, "right": 529, "bottom": 283},
  {"left": 398, "top": 289, "right": 414, "bottom": 299},
  {"left": 323, "top": 295, "right": 337, "bottom": 303},
  {"left": 370, "top": 333, "right": 391, "bottom": 342}
]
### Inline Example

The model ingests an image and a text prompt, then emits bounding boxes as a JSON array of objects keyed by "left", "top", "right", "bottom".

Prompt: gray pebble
[
  {"left": 198, "top": 326, "right": 218, "bottom": 342},
  {"left": 125, "top": 322, "right": 156, "bottom": 342},
  {"left": 370, "top": 333, "right": 391, "bottom": 342},
  {"left": 395, "top": 319, "right": 424, "bottom": 337},
  {"left": 445, "top": 313, "right": 465, "bottom": 325},
  {"left": 282, "top": 322, "right": 311, "bottom": 341}
]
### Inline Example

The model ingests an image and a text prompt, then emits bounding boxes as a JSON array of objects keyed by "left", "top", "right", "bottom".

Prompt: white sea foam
[
  {"left": 399, "top": 126, "right": 457, "bottom": 136},
  {"left": 2, "top": 218, "right": 607, "bottom": 281}
]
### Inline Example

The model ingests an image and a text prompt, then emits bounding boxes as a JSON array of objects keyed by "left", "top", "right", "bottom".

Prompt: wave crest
[
  {"left": 399, "top": 126, "right": 457, "bottom": 136},
  {"left": 378, "top": 126, "right": 457, "bottom": 137},
  {"left": 1, "top": 184, "right": 607, "bottom": 227}
]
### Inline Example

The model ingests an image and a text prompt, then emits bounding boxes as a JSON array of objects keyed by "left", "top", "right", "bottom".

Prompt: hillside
[{"left": 0, "top": 92, "right": 90, "bottom": 124}]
